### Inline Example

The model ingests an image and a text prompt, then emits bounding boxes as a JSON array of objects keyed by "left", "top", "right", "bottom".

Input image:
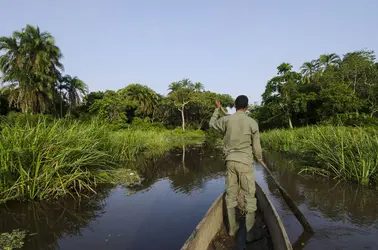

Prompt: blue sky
[{"left": 1, "top": 0, "right": 377, "bottom": 103}]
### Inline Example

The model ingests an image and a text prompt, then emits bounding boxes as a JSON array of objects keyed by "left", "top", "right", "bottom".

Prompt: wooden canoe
[{"left": 180, "top": 183, "right": 293, "bottom": 250}]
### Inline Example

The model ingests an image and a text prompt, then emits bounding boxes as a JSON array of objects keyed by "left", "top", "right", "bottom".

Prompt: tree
[
  {"left": 0, "top": 25, "right": 63, "bottom": 114},
  {"left": 317, "top": 82, "right": 362, "bottom": 120},
  {"left": 117, "top": 83, "right": 158, "bottom": 118},
  {"left": 277, "top": 62, "right": 293, "bottom": 75},
  {"left": 339, "top": 50, "right": 378, "bottom": 116},
  {"left": 168, "top": 78, "right": 197, "bottom": 131},
  {"left": 317, "top": 53, "right": 341, "bottom": 71},
  {"left": 89, "top": 90, "right": 128, "bottom": 125},
  {"left": 300, "top": 60, "right": 319, "bottom": 84},
  {"left": 193, "top": 82, "right": 205, "bottom": 92},
  {"left": 189, "top": 91, "right": 234, "bottom": 129},
  {"left": 60, "top": 75, "right": 88, "bottom": 115},
  {"left": 255, "top": 49, "right": 378, "bottom": 129},
  {"left": 83, "top": 91, "right": 105, "bottom": 107},
  {"left": 262, "top": 63, "right": 303, "bottom": 129}
]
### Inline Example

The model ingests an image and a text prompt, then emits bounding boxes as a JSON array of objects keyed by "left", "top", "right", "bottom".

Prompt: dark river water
[{"left": 1, "top": 147, "right": 378, "bottom": 250}]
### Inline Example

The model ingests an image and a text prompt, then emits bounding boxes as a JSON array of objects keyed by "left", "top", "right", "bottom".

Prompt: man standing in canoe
[{"left": 209, "top": 95, "right": 263, "bottom": 243}]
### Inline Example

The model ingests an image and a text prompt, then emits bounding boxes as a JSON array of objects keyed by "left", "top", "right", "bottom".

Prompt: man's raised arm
[
  {"left": 209, "top": 107, "right": 227, "bottom": 134},
  {"left": 209, "top": 100, "right": 228, "bottom": 134}
]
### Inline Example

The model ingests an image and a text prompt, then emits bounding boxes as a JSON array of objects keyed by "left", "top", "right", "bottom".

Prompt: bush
[{"left": 130, "top": 117, "right": 165, "bottom": 131}]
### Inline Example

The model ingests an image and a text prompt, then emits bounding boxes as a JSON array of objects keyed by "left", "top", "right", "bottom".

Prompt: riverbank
[
  {"left": 0, "top": 117, "right": 205, "bottom": 203},
  {"left": 261, "top": 126, "right": 378, "bottom": 185}
]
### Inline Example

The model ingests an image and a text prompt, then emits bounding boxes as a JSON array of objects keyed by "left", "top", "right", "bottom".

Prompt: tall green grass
[
  {"left": 108, "top": 127, "right": 204, "bottom": 162},
  {"left": 0, "top": 117, "right": 205, "bottom": 203},
  {"left": 262, "top": 126, "right": 378, "bottom": 185}
]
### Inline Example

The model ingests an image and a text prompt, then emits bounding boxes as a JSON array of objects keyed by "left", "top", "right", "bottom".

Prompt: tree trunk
[
  {"left": 60, "top": 90, "right": 63, "bottom": 117},
  {"left": 288, "top": 116, "right": 293, "bottom": 129},
  {"left": 180, "top": 107, "right": 185, "bottom": 132},
  {"left": 182, "top": 144, "right": 186, "bottom": 168},
  {"left": 371, "top": 109, "right": 377, "bottom": 118}
]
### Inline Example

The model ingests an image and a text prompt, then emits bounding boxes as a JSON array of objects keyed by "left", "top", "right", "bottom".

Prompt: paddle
[{"left": 257, "top": 160, "right": 314, "bottom": 233}]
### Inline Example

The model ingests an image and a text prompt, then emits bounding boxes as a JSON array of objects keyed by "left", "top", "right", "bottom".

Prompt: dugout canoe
[{"left": 180, "top": 183, "right": 293, "bottom": 250}]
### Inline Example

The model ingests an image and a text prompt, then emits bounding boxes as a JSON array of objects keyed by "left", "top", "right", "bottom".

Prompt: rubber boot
[
  {"left": 245, "top": 212, "right": 256, "bottom": 243},
  {"left": 227, "top": 207, "right": 239, "bottom": 236}
]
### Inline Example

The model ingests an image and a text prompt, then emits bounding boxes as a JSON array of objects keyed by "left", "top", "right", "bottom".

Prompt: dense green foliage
[
  {"left": 0, "top": 25, "right": 83, "bottom": 115},
  {"left": 253, "top": 49, "right": 378, "bottom": 185},
  {"left": 262, "top": 127, "right": 378, "bottom": 185},
  {"left": 250, "top": 51, "right": 378, "bottom": 130}
]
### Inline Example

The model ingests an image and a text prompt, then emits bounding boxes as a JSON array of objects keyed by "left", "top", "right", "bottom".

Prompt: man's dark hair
[{"left": 235, "top": 95, "right": 249, "bottom": 110}]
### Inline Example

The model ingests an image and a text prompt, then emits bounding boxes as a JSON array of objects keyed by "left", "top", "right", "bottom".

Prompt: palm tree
[
  {"left": 180, "top": 78, "right": 194, "bottom": 89},
  {"left": 193, "top": 82, "right": 204, "bottom": 92},
  {"left": 0, "top": 25, "right": 63, "bottom": 113},
  {"left": 300, "top": 60, "right": 318, "bottom": 83},
  {"left": 168, "top": 78, "right": 203, "bottom": 94},
  {"left": 277, "top": 63, "right": 293, "bottom": 75},
  {"left": 318, "top": 53, "right": 341, "bottom": 71},
  {"left": 60, "top": 75, "right": 88, "bottom": 114},
  {"left": 0, "top": 36, "right": 22, "bottom": 77},
  {"left": 118, "top": 83, "right": 158, "bottom": 117},
  {"left": 168, "top": 81, "right": 182, "bottom": 93},
  {"left": 56, "top": 81, "right": 66, "bottom": 117}
]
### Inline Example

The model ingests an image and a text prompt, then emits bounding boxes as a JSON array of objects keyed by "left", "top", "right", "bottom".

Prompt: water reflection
[
  {"left": 2, "top": 148, "right": 378, "bottom": 250},
  {"left": 0, "top": 189, "right": 111, "bottom": 250},
  {"left": 0, "top": 146, "right": 227, "bottom": 250},
  {"left": 264, "top": 152, "right": 378, "bottom": 227},
  {"left": 259, "top": 151, "right": 378, "bottom": 250},
  {"left": 132, "top": 146, "right": 225, "bottom": 195}
]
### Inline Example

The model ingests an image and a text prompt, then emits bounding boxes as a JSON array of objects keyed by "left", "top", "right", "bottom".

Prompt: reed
[
  {"left": 261, "top": 126, "right": 378, "bottom": 185},
  {"left": 0, "top": 117, "right": 205, "bottom": 202}
]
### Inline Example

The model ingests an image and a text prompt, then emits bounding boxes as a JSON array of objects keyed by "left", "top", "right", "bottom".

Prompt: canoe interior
[{"left": 180, "top": 183, "right": 292, "bottom": 250}]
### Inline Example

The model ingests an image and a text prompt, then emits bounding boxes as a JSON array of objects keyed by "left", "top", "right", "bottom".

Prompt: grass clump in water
[
  {"left": 0, "top": 118, "right": 115, "bottom": 202},
  {"left": 0, "top": 117, "right": 205, "bottom": 202},
  {"left": 261, "top": 126, "right": 378, "bottom": 185}
]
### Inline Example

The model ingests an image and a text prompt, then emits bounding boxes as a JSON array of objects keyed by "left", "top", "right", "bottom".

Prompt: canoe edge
[{"left": 180, "top": 193, "right": 223, "bottom": 250}]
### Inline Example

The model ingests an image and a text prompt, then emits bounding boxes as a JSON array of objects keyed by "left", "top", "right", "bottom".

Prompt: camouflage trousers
[{"left": 225, "top": 160, "right": 257, "bottom": 213}]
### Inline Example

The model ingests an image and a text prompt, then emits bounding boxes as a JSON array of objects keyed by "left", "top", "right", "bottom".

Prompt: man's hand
[
  {"left": 257, "top": 159, "right": 266, "bottom": 167},
  {"left": 216, "top": 100, "right": 221, "bottom": 109}
]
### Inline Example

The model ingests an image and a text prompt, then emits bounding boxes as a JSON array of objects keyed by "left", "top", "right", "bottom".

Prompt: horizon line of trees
[
  {"left": 1, "top": 24, "right": 377, "bottom": 132},
  {"left": 0, "top": 24, "right": 235, "bottom": 131}
]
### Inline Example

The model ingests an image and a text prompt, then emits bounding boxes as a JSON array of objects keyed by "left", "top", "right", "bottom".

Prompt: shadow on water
[
  {"left": 0, "top": 145, "right": 227, "bottom": 250},
  {"left": 257, "top": 151, "right": 378, "bottom": 250}
]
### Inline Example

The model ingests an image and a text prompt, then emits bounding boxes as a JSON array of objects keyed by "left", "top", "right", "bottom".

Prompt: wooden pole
[{"left": 258, "top": 160, "right": 314, "bottom": 233}]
